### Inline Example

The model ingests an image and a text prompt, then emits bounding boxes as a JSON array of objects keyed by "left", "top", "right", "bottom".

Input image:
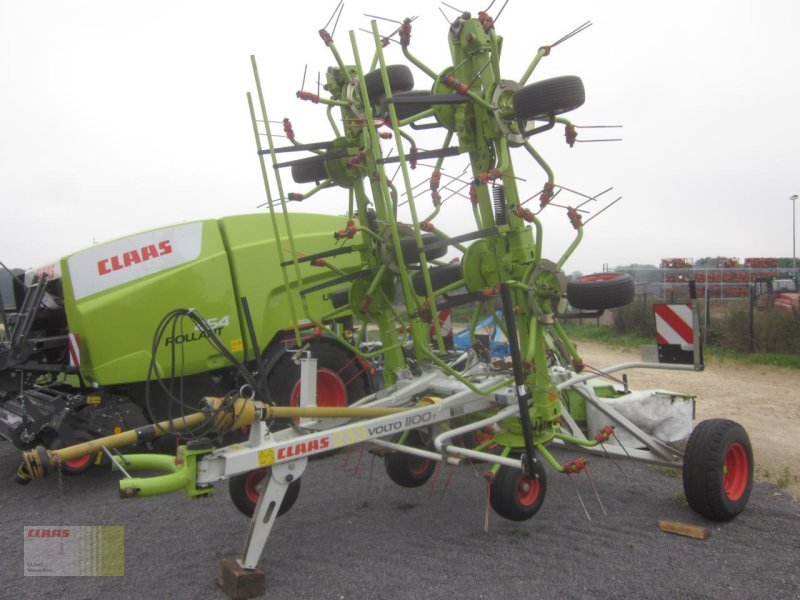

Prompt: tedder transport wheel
[
  {"left": 512, "top": 75, "right": 585, "bottom": 120},
  {"left": 291, "top": 158, "right": 329, "bottom": 184},
  {"left": 397, "top": 233, "right": 448, "bottom": 265},
  {"left": 682, "top": 418, "right": 753, "bottom": 522},
  {"left": 268, "top": 342, "right": 369, "bottom": 412},
  {"left": 363, "top": 64, "right": 414, "bottom": 105},
  {"left": 228, "top": 468, "right": 301, "bottom": 518},
  {"left": 490, "top": 459, "right": 547, "bottom": 521},
  {"left": 566, "top": 273, "right": 635, "bottom": 310},
  {"left": 385, "top": 429, "right": 437, "bottom": 488}
]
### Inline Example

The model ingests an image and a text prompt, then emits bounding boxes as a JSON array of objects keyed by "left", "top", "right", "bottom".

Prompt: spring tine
[
  {"left": 568, "top": 473, "right": 592, "bottom": 522},
  {"left": 330, "top": 1, "right": 344, "bottom": 38},
  {"left": 353, "top": 443, "right": 365, "bottom": 477},
  {"left": 599, "top": 442, "right": 629, "bottom": 478},
  {"left": 611, "top": 429, "right": 633, "bottom": 459},
  {"left": 584, "top": 467, "right": 607, "bottom": 517},
  {"left": 583, "top": 196, "right": 622, "bottom": 225},
  {"left": 323, "top": 0, "right": 344, "bottom": 30},
  {"left": 492, "top": 0, "right": 510, "bottom": 25},
  {"left": 427, "top": 462, "right": 442, "bottom": 500},
  {"left": 440, "top": 464, "right": 457, "bottom": 500},
  {"left": 442, "top": 2, "right": 465, "bottom": 14},
  {"left": 575, "top": 186, "right": 613, "bottom": 210},
  {"left": 484, "top": 478, "right": 492, "bottom": 533},
  {"left": 576, "top": 138, "right": 623, "bottom": 143}
]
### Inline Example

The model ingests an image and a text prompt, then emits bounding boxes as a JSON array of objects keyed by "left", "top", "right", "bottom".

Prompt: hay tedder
[{"left": 16, "top": 5, "right": 753, "bottom": 598}]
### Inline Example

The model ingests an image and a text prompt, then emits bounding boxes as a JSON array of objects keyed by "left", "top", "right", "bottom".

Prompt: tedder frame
[{"left": 18, "top": 6, "right": 753, "bottom": 598}]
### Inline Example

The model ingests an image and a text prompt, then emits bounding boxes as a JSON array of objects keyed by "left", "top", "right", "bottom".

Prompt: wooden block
[
  {"left": 658, "top": 519, "right": 710, "bottom": 540},
  {"left": 217, "top": 558, "right": 266, "bottom": 600}
]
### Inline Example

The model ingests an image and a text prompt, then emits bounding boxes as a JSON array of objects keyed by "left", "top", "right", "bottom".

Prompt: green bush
[{"left": 610, "top": 297, "right": 657, "bottom": 339}]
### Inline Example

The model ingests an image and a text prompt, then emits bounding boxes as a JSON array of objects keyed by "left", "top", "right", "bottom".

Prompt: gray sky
[{"left": 2, "top": 0, "right": 799, "bottom": 275}]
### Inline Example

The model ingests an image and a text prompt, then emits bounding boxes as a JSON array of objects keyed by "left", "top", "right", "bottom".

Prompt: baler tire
[
  {"left": 384, "top": 429, "right": 436, "bottom": 488},
  {"left": 682, "top": 419, "right": 753, "bottom": 522},
  {"left": 229, "top": 468, "right": 301, "bottom": 518},
  {"left": 267, "top": 342, "right": 370, "bottom": 434},
  {"left": 513, "top": 75, "right": 585, "bottom": 121},
  {"left": 363, "top": 65, "right": 414, "bottom": 105},
  {"left": 490, "top": 460, "right": 547, "bottom": 521},
  {"left": 566, "top": 273, "right": 635, "bottom": 310}
]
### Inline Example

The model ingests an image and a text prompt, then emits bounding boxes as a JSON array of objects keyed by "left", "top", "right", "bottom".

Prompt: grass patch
[
  {"left": 563, "top": 324, "right": 800, "bottom": 370},
  {"left": 561, "top": 323, "right": 650, "bottom": 350},
  {"left": 777, "top": 466, "right": 795, "bottom": 490},
  {"left": 652, "top": 465, "right": 681, "bottom": 478}
]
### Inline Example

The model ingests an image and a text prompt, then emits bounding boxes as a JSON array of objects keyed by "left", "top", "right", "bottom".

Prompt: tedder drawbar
[{"left": 17, "top": 5, "right": 753, "bottom": 598}]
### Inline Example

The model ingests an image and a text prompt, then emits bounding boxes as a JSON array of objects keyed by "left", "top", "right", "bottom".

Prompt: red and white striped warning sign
[
  {"left": 68, "top": 333, "right": 80, "bottom": 369},
  {"left": 654, "top": 304, "right": 694, "bottom": 349}
]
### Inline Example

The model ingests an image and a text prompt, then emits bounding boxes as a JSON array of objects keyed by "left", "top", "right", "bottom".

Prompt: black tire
[
  {"left": 385, "top": 429, "right": 436, "bottom": 488},
  {"left": 397, "top": 234, "right": 448, "bottom": 265},
  {"left": 490, "top": 460, "right": 547, "bottom": 521},
  {"left": 412, "top": 263, "right": 462, "bottom": 296},
  {"left": 513, "top": 75, "right": 585, "bottom": 120},
  {"left": 228, "top": 468, "right": 301, "bottom": 518},
  {"left": 379, "top": 90, "right": 434, "bottom": 121},
  {"left": 682, "top": 419, "right": 753, "bottom": 522},
  {"left": 330, "top": 288, "right": 349, "bottom": 309},
  {"left": 363, "top": 65, "right": 414, "bottom": 105},
  {"left": 267, "top": 341, "right": 370, "bottom": 410},
  {"left": 291, "top": 158, "right": 329, "bottom": 184},
  {"left": 566, "top": 273, "right": 635, "bottom": 310},
  {"left": 50, "top": 435, "right": 97, "bottom": 476}
]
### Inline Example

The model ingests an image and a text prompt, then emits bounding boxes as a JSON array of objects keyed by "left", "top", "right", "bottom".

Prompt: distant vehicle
[{"left": 753, "top": 277, "right": 800, "bottom": 310}]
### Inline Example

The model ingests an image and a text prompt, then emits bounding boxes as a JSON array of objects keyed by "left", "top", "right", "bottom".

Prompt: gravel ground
[{"left": 1, "top": 438, "right": 799, "bottom": 600}]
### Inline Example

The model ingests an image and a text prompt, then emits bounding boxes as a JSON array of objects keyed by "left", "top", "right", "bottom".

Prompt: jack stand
[{"left": 218, "top": 458, "right": 309, "bottom": 599}]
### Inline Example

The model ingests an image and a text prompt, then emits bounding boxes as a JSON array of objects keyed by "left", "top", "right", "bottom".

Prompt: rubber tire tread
[
  {"left": 363, "top": 65, "right": 414, "bottom": 105},
  {"left": 228, "top": 469, "right": 301, "bottom": 518},
  {"left": 412, "top": 263, "right": 462, "bottom": 296},
  {"left": 513, "top": 75, "right": 585, "bottom": 120},
  {"left": 682, "top": 418, "right": 753, "bottom": 522},
  {"left": 385, "top": 429, "right": 436, "bottom": 488},
  {"left": 566, "top": 273, "right": 635, "bottom": 310},
  {"left": 490, "top": 460, "right": 547, "bottom": 521},
  {"left": 398, "top": 234, "right": 448, "bottom": 265},
  {"left": 291, "top": 159, "right": 329, "bottom": 184}
]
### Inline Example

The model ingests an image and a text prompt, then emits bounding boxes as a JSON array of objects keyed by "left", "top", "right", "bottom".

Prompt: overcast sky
[{"left": 2, "top": 0, "right": 799, "bottom": 275}]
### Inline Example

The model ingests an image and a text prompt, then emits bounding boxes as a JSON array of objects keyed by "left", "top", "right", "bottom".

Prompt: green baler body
[{"left": 59, "top": 212, "right": 357, "bottom": 386}]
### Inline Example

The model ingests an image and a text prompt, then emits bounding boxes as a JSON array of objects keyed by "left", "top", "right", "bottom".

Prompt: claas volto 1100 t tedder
[{"left": 14, "top": 5, "right": 753, "bottom": 597}]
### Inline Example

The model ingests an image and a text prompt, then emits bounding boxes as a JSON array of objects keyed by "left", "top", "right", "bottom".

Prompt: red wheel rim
[
  {"left": 580, "top": 273, "right": 620, "bottom": 283},
  {"left": 516, "top": 474, "right": 541, "bottom": 506},
  {"left": 290, "top": 369, "right": 348, "bottom": 408},
  {"left": 244, "top": 470, "right": 267, "bottom": 504},
  {"left": 408, "top": 457, "right": 431, "bottom": 477},
  {"left": 64, "top": 454, "right": 92, "bottom": 470},
  {"left": 723, "top": 442, "right": 749, "bottom": 501}
]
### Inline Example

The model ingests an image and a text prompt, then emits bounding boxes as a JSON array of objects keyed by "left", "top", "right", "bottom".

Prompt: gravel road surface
[{"left": 1, "top": 437, "right": 798, "bottom": 600}]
